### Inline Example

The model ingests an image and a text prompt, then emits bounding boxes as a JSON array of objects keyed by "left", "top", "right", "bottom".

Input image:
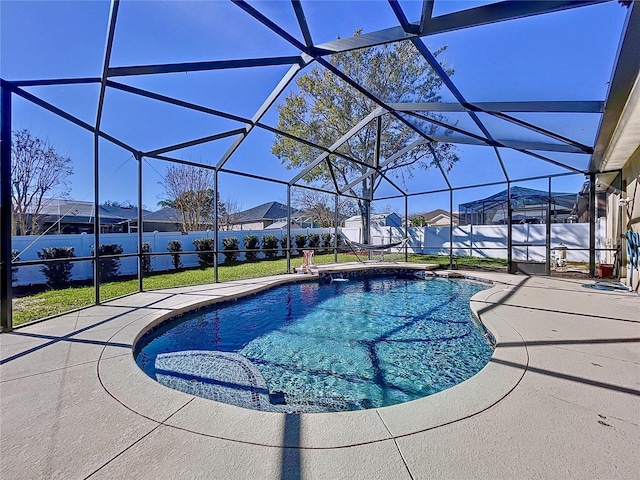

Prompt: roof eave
[{"left": 590, "top": 2, "right": 640, "bottom": 173}]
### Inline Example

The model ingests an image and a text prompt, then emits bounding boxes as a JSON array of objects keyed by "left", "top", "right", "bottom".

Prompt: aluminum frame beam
[
  {"left": 388, "top": 5, "right": 509, "bottom": 182},
  {"left": 517, "top": 149, "right": 584, "bottom": 174},
  {"left": 108, "top": 74, "right": 368, "bottom": 172},
  {"left": 403, "top": 110, "right": 491, "bottom": 143},
  {"left": 374, "top": 171, "right": 581, "bottom": 201},
  {"left": 107, "top": 56, "right": 305, "bottom": 78},
  {"left": 12, "top": 77, "right": 102, "bottom": 87},
  {"left": 329, "top": 156, "right": 406, "bottom": 198},
  {"left": 288, "top": 107, "right": 385, "bottom": 185},
  {"left": 7, "top": 84, "right": 137, "bottom": 154},
  {"left": 216, "top": 61, "right": 307, "bottom": 170},
  {"left": 419, "top": 1, "right": 435, "bottom": 33},
  {"left": 399, "top": 104, "right": 584, "bottom": 174},
  {"left": 428, "top": 143, "right": 452, "bottom": 190},
  {"left": 1, "top": 85, "right": 12, "bottom": 332},
  {"left": 389, "top": 101, "right": 605, "bottom": 113},
  {"left": 336, "top": 106, "right": 585, "bottom": 199},
  {"left": 256, "top": 119, "right": 383, "bottom": 172},
  {"left": 404, "top": 106, "right": 592, "bottom": 155},
  {"left": 136, "top": 152, "right": 144, "bottom": 292},
  {"left": 6, "top": 79, "right": 591, "bottom": 198},
  {"left": 107, "top": 80, "right": 253, "bottom": 125},
  {"left": 487, "top": 111, "right": 593, "bottom": 153},
  {"left": 144, "top": 153, "right": 218, "bottom": 171},
  {"left": 144, "top": 129, "right": 246, "bottom": 157},
  {"left": 291, "top": 1, "right": 314, "bottom": 49},
  {"left": 403, "top": 111, "right": 591, "bottom": 154},
  {"left": 147, "top": 152, "right": 356, "bottom": 200},
  {"left": 232, "top": 1, "right": 308, "bottom": 53},
  {"left": 422, "top": 134, "right": 590, "bottom": 154},
  {"left": 418, "top": 1, "right": 610, "bottom": 36},
  {"left": 94, "top": 0, "right": 121, "bottom": 305},
  {"left": 313, "top": 57, "right": 454, "bottom": 188},
  {"left": 96, "top": 0, "right": 119, "bottom": 133},
  {"left": 316, "top": 1, "right": 609, "bottom": 54},
  {"left": 339, "top": 138, "right": 428, "bottom": 194}
]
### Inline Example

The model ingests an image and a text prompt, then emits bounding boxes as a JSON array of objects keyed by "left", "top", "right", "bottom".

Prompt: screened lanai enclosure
[{"left": 1, "top": 0, "right": 638, "bottom": 330}]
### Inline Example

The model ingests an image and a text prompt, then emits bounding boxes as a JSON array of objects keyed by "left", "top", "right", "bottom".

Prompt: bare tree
[
  {"left": 218, "top": 195, "right": 242, "bottom": 231},
  {"left": 158, "top": 165, "right": 215, "bottom": 232},
  {"left": 11, "top": 130, "right": 73, "bottom": 235},
  {"left": 158, "top": 165, "right": 241, "bottom": 232},
  {"left": 292, "top": 189, "right": 358, "bottom": 227}
]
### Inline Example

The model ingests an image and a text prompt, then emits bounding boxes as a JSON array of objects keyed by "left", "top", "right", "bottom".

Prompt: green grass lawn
[
  {"left": 12, "top": 253, "right": 352, "bottom": 326},
  {"left": 11, "top": 252, "right": 507, "bottom": 326}
]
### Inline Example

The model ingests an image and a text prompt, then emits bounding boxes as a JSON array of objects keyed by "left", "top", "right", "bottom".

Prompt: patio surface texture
[{"left": 1, "top": 264, "right": 638, "bottom": 479}]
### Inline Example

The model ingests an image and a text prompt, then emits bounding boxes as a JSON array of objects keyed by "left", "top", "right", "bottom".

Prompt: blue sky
[{"left": 0, "top": 0, "right": 629, "bottom": 214}]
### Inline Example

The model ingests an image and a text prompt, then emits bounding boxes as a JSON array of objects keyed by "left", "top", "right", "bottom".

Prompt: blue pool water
[{"left": 135, "top": 276, "right": 493, "bottom": 413}]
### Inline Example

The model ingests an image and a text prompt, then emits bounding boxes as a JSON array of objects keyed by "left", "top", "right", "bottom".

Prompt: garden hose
[
  {"left": 626, "top": 230, "right": 639, "bottom": 291},
  {"left": 626, "top": 230, "right": 639, "bottom": 269}
]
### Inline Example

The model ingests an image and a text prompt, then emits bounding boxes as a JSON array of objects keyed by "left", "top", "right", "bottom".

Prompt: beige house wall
[
  {"left": 429, "top": 215, "right": 453, "bottom": 227},
  {"left": 231, "top": 221, "right": 269, "bottom": 231}
]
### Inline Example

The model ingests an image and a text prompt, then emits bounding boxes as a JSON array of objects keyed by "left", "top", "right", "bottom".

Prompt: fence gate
[{"left": 509, "top": 181, "right": 552, "bottom": 275}]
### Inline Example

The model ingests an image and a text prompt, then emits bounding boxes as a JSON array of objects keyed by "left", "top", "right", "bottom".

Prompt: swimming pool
[{"left": 135, "top": 275, "right": 493, "bottom": 413}]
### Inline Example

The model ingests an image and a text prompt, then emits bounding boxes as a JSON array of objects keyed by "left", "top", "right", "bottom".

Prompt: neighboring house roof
[
  {"left": 408, "top": 209, "right": 460, "bottom": 224},
  {"left": 145, "top": 202, "right": 297, "bottom": 226},
  {"left": 35, "top": 199, "right": 94, "bottom": 217},
  {"left": 235, "top": 201, "right": 296, "bottom": 224},
  {"left": 264, "top": 220, "right": 302, "bottom": 230},
  {"left": 33, "top": 199, "right": 152, "bottom": 225},
  {"left": 409, "top": 209, "right": 448, "bottom": 221},
  {"left": 100, "top": 204, "right": 151, "bottom": 221},
  {"left": 142, "top": 207, "right": 183, "bottom": 223}
]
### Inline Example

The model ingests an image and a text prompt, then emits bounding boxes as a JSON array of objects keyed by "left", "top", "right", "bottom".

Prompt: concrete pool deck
[{"left": 1, "top": 264, "right": 639, "bottom": 479}]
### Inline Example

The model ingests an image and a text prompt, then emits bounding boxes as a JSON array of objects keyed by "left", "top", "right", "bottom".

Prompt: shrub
[
  {"left": 295, "top": 234, "right": 308, "bottom": 253},
  {"left": 280, "top": 234, "right": 289, "bottom": 255},
  {"left": 334, "top": 234, "right": 343, "bottom": 249},
  {"left": 221, "top": 237, "right": 239, "bottom": 263},
  {"left": 97, "top": 244, "right": 123, "bottom": 282},
  {"left": 141, "top": 242, "right": 152, "bottom": 274},
  {"left": 167, "top": 240, "right": 183, "bottom": 270},
  {"left": 243, "top": 235, "right": 259, "bottom": 261},
  {"left": 321, "top": 233, "right": 332, "bottom": 252},
  {"left": 261, "top": 235, "right": 279, "bottom": 259},
  {"left": 11, "top": 249, "right": 19, "bottom": 284},
  {"left": 38, "top": 246, "right": 75, "bottom": 287},
  {"left": 308, "top": 233, "right": 320, "bottom": 249},
  {"left": 193, "top": 238, "right": 215, "bottom": 268}
]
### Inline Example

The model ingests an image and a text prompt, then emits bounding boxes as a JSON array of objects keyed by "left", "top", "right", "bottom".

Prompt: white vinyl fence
[
  {"left": 349, "top": 224, "right": 590, "bottom": 263},
  {"left": 11, "top": 224, "right": 591, "bottom": 286},
  {"left": 11, "top": 228, "right": 334, "bottom": 286}
]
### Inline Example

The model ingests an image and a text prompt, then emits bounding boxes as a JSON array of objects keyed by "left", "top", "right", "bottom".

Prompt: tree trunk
[
  {"left": 361, "top": 199, "right": 370, "bottom": 244},
  {"left": 360, "top": 176, "right": 372, "bottom": 244}
]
